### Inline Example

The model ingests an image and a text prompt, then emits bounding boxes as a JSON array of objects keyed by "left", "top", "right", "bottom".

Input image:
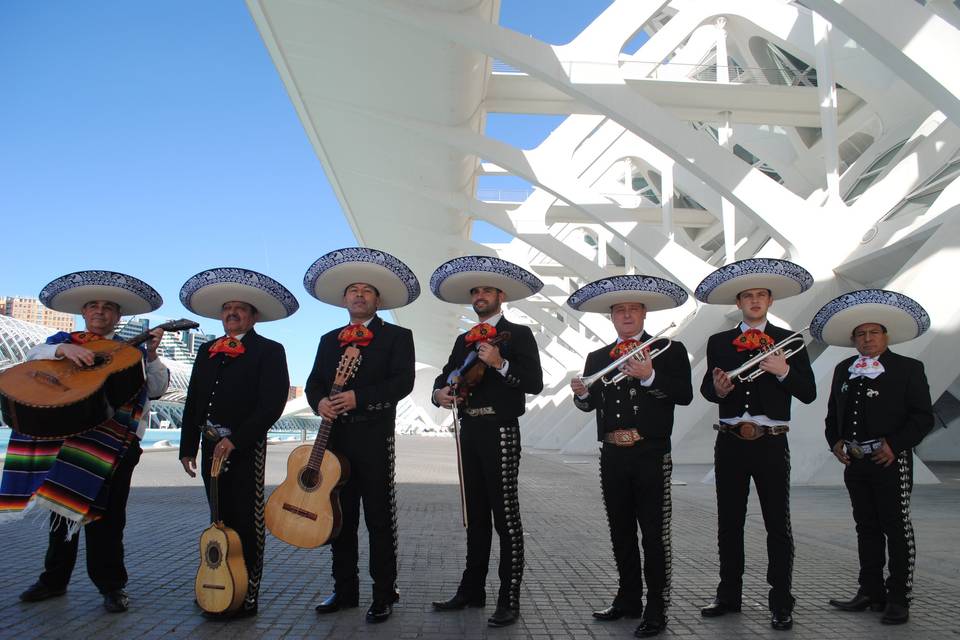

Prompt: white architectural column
[
  {"left": 661, "top": 161, "right": 675, "bottom": 241},
  {"left": 715, "top": 18, "right": 736, "bottom": 263},
  {"left": 812, "top": 12, "right": 842, "bottom": 202}
]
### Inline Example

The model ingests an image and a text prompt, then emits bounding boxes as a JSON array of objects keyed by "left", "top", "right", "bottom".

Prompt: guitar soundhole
[
  {"left": 83, "top": 353, "right": 113, "bottom": 370},
  {"left": 298, "top": 467, "right": 322, "bottom": 491},
  {"left": 205, "top": 542, "right": 222, "bottom": 568}
]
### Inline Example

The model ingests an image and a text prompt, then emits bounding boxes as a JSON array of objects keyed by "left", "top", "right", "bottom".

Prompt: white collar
[
  {"left": 617, "top": 331, "right": 644, "bottom": 344},
  {"left": 739, "top": 320, "right": 768, "bottom": 333},
  {"left": 479, "top": 312, "right": 503, "bottom": 327}
]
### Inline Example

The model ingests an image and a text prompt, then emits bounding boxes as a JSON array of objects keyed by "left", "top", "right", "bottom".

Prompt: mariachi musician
[
  {"left": 694, "top": 259, "right": 816, "bottom": 631},
  {"left": 568, "top": 275, "right": 692, "bottom": 639},
  {"left": 305, "top": 248, "right": 417, "bottom": 623},
  {"left": 179, "top": 267, "right": 296, "bottom": 618},
  {"left": 1, "top": 271, "right": 168, "bottom": 613},
  {"left": 429, "top": 256, "right": 544, "bottom": 628},
  {"left": 813, "top": 289, "right": 934, "bottom": 625}
]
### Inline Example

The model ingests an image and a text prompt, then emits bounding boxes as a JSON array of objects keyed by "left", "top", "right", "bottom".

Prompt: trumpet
[
  {"left": 579, "top": 323, "right": 676, "bottom": 388},
  {"left": 724, "top": 326, "right": 809, "bottom": 383}
]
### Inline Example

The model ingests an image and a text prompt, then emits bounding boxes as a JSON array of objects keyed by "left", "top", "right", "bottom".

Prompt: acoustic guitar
[
  {"left": 195, "top": 456, "right": 248, "bottom": 615},
  {"left": 0, "top": 319, "right": 198, "bottom": 438},
  {"left": 265, "top": 346, "right": 360, "bottom": 548}
]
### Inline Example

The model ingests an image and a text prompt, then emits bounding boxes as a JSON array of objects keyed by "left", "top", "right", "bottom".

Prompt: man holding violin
[
  {"left": 694, "top": 259, "right": 816, "bottom": 631},
  {"left": 429, "top": 256, "right": 544, "bottom": 628},
  {"left": 567, "top": 275, "right": 692, "bottom": 638}
]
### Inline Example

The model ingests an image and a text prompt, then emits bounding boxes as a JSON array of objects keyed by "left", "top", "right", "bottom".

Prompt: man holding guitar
[
  {"left": 11, "top": 271, "right": 169, "bottom": 613},
  {"left": 303, "top": 248, "right": 418, "bottom": 624},
  {"left": 178, "top": 268, "right": 297, "bottom": 619},
  {"left": 429, "top": 256, "right": 544, "bottom": 629}
]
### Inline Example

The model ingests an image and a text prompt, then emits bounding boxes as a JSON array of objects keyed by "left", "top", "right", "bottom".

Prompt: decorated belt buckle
[
  {"left": 738, "top": 422, "right": 759, "bottom": 440},
  {"left": 614, "top": 430, "right": 636, "bottom": 446},
  {"left": 847, "top": 442, "right": 865, "bottom": 459}
]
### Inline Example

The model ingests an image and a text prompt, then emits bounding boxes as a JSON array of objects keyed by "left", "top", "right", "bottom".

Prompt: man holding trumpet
[
  {"left": 695, "top": 259, "right": 816, "bottom": 631},
  {"left": 568, "top": 275, "right": 692, "bottom": 638}
]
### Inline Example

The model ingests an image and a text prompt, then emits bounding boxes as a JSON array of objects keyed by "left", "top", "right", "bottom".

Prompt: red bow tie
[
  {"left": 610, "top": 339, "right": 641, "bottom": 359},
  {"left": 70, "top": 331, "right": 104, "bottom": 345},
  {"left": 733, "top": 328, "right": 774, "bottom": 352},
  {"left": 209, "top": 336, "right": 245, "bottom": 358},
  {"left": 465, "top": 322, "right": 497, "bottom": 344},
  {"left": 338, "top": 324, "right": 374, "bottom": 347}
]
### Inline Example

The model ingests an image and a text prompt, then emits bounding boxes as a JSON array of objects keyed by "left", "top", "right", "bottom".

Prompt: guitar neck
[
  {"left": 210, "top": 474, "right": 220, "bottom": 524},
  {"left": 306, "top": 381, "right": 345, "bottom": 469}
]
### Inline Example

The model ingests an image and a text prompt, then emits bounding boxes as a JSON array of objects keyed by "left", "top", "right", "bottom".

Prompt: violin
[{"left": 446, "top": 331, "right": 512, "bottom": 399}]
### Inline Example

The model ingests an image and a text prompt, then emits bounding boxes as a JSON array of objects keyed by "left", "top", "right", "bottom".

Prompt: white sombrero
[
  {"left": 430, "top": 256, "right": 543, "bottom": 304},
  {"left": 810, "top": 289, "right": 930, "bottom": 346},
  {"left": 694, "top": 258, "right": 813, "bottom": 305},
  {"left": 303, "top": 247, "right": 420, "bottom": 310},
  {"left": 179, "top": 267, "right": 299, "bottom": 321},
  {"left": 39, "top": 270, "right": 162, "bottom": 316},
  {"left": 566, "top": 275, "right": 688, "bottom": 313}
]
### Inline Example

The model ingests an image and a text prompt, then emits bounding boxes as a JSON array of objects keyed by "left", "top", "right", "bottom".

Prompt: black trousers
[
  {"left": 844, "top": 450, "right": 916, "bottom": 606},
  {"left": 600, "top": 443, "right": 672, "bottom": 616},
  {"left": 328, "top": 422, "right": 398, "bottom": 601},
  {"left": 457, "top": 418, "right": 523, "bottom": 610},
  {"left": 201, "top": 439, "right": 266, "bottom": 610},
  {"left": 714, "top": 433, "right": 794, "bottom": 611},
  {"left": 39, "top": 441, "right": 142, "bottom": 594}
]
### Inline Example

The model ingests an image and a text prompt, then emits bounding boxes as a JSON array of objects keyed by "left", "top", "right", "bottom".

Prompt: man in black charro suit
[
  {"left": 179, "top": 268, "right": 294, "bottom": 619},
  {"left": 429, "top": 256, "right": 544, "bottom": 629},
  {"left": 815, "top": 290, "right": 934, "bottom": 625},
  {"left": 304, "top": 248, "right": 418, "bottom": 624},
  {"left": 568, "top": 275, "right": 692, "bottom": 639},
  {"left": 695, "top": 259, "right": 816, "bottom": 631}
]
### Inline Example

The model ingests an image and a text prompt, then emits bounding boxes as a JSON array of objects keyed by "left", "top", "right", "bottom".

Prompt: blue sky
[{"left": 1, "top": 0, "right": 614, "bottom": 383}]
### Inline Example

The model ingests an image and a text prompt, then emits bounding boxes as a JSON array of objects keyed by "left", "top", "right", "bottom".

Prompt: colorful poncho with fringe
[{"left": 0, "top": 331, "right": 147, "bottom": 536}]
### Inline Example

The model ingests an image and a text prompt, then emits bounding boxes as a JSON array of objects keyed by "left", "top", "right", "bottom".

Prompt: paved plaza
[{"left": 0, "top": 435, "right": 957, "bottom": 639}]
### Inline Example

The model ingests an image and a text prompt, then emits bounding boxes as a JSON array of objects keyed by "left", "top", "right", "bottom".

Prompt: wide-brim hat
[
  {"left": 39, "top": 270, "right": 162, "bottom": 316},
  {"left": 694, "top": 258, "right": 813, "bottom": 305},
  {"left": 566, "top": 275, "right": 688, "bottom": 313},
  {"left": 303, "top": 247, "right": 420, "bottom": 310},
  {"left": 179, "top": 267, "right": 299, "bottom": 321},
  {"left": 811, "top": 289, "right": 930, "bottom": 346},
  {"left": 430, "top": 256, "right": 543, "bottom": 304}
]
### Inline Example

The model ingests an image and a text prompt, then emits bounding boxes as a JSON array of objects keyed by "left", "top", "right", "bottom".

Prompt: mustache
[{"left": 226, "top": 314, "right": 241, "bottom": 321}]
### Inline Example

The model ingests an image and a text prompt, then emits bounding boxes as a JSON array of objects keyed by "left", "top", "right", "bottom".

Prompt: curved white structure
[{"left": 247, "top": 0, "right": 960, "bottom": 483}]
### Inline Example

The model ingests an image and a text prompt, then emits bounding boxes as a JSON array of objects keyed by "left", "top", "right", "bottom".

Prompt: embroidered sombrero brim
[
  {"left": 810, "top": 289, "right": 930, "bottom": 346},
  {"left": 303, "top": 247, "right": 420, "bottom": 310},
  {"left": 39, "top": 270, "right": 162, "bottom": 316},
  {"left": 694, "top": 258, "right": 813, "bottom": 305},
  {"left": 180, "top": 268, "right": 299, "bottom": 321},
  {"left": 566, "top": 275, "right": 688, "bottom": 313},
  {"left": 430, "top": 256, "right": 543, "bottom": 304}
]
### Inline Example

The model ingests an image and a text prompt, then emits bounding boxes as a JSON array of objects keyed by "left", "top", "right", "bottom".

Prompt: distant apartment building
[
  {"left": 288, "top": 385, "right": 303, "bottom": 400},
  {"left": 0, "top": 296, "right": 75, "bottom": 332},
  {"left": 115, "top": 317, "right": 216, "bottom": 364}
]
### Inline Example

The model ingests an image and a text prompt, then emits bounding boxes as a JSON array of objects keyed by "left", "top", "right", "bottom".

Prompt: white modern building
[{"left": 246, "top": 0, "right": 960, "bottom": 483}]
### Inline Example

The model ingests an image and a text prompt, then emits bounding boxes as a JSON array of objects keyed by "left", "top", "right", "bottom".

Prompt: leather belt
[
  {"left": 463, "top": 406, "right": 496, "bottom": 418},
  {"left": 603, "top": 428, "right": 644, "bottom": 447},
  {"left": 714, "top": 421, "right": 789, "bottom": 441},
  {"left": 337, "top": 413, "right": 375, "bottom": 425},
  {"left": 845, "top": 438, "right": 882, "bottom": 459}
]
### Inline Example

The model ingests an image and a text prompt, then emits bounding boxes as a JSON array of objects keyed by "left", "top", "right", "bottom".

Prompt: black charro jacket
[
  {"left": 574, "top": 332, "right": 692, "bottom": 444},
  {"left": 433, "top": 316, "right": 543, "bottom": 420},
  {"left": 700, "top": 322, "right": 816, "bottom": 421},
  {"left": 824, "top": 349, "right": 933, "bottom": 454},
  {"left": 179, "top": 328, "right": 290, "bottom": 457},
  {"left": 304, "top": 315, "right": 415, "bottom": 428}
]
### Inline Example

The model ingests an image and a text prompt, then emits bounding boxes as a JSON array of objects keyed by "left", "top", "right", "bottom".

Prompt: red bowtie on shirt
[
  {"left": 732, "top": 328, "right": 774, "bottom": 352},
  {"left": 338, "top": 323, "right": 374, "bottom": 347},
  {"left": 465, "top": 322, "right": 497, "bottom": 345},
  {"left": 610, "top": 339, "right": 641, "bottom": 359},
  {"left": 70, "top": 331, "right": 104, "bottom": 345},
  {"left": 209, "top": 336, "right": 245, "bottom": 358}
]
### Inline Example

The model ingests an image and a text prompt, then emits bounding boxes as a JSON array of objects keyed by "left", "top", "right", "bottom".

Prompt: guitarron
[
  {"left": 0, "top": 319, "right": 199, "bottom": 438},
  {"left": 265, "top": 346, "right": 359, "bottom": 548},
  {"left": 195, "top": 456, "right": 248, "bottom": 615}
]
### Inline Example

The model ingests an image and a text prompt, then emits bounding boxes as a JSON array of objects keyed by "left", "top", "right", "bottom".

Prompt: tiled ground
[{"left": 0, "top": 436, "right": 957, "bottom": 639}]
